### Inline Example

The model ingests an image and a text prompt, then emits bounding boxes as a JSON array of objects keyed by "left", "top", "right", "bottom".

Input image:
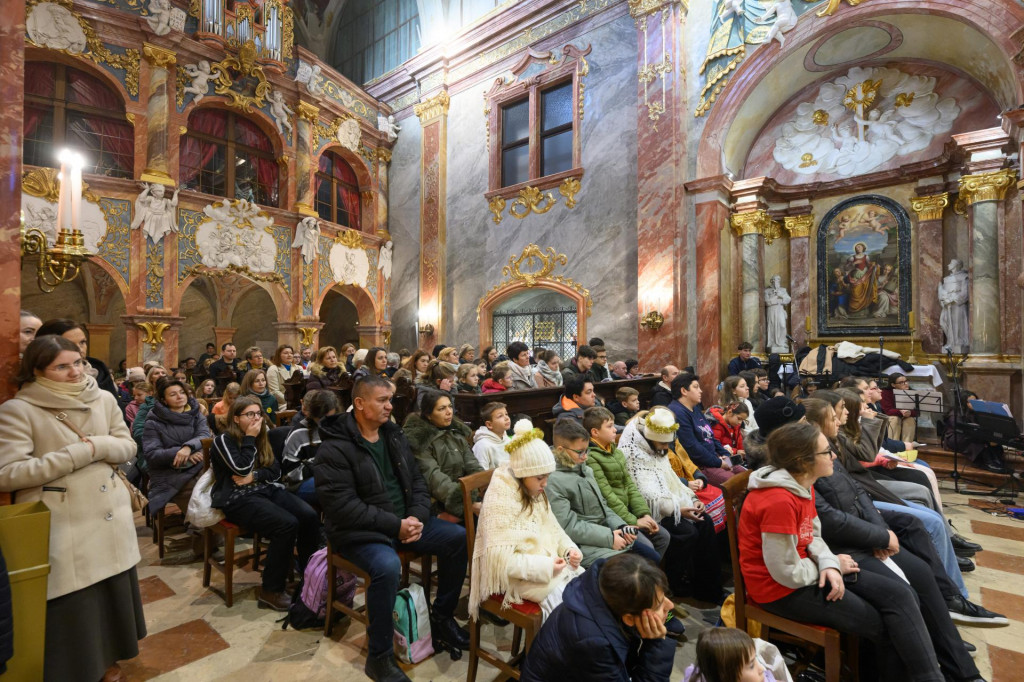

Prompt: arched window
[
  {"left": 180, "top": 109, "right": 279, "bottom": 207},
  {"left": 315, "top": 150, "right": 360, "bottom": 228},
  {"left": 23, "top": 62, "right": 134, "bottom": 178}
]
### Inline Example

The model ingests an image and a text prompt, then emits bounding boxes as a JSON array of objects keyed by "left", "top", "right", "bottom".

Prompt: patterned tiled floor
[{"left": 122, "top": 484, "right": 1024, "bottom": 681}]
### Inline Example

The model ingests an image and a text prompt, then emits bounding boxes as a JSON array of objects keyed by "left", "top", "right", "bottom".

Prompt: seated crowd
[{"left": 3, "top": 317, "right": 1009, "bottom": 682}]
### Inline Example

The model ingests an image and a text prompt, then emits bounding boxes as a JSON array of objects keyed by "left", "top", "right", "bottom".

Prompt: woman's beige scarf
[{"left": 33, "top": 374, "right": 95, "bottom": 399}]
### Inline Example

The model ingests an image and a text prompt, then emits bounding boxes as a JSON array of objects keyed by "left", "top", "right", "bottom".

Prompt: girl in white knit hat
[{"left": 469, "top": 419, "right": 584, "bottom": 622}]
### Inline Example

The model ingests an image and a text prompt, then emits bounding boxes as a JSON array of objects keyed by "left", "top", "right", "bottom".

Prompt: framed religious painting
[{"left": 816, "top": 195, "right": 911, "bottom": 336}]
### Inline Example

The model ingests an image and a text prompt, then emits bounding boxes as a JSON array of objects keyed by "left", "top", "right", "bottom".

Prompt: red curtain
[
  {"left": 24, "top": 105, "right": 48, "bottom": 139},
  {"left": 180, "top": 109, "right": 227, "bottom": 184},
  {"left": 65, "top": 68, "right": 134, "bottom": 174},
  {"left": 25, "top": 63, "right": 55, "bottom": 98},
  {"left": 333, "top": 154, "right": 360, "bottom": 228},
  {"left": 234, "top": 117, "right": 278, "bottom": 204}
]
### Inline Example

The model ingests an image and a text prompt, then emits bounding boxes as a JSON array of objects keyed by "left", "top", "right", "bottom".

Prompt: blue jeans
[
  {"left": 296, "top": 477, "right": 318, "bottom": 506},
  {"left": 338, "top": 517, "right": 467, "bottom": 656},
  {"left": 873, "top": 501, "right": 968, "bottom": 598}
]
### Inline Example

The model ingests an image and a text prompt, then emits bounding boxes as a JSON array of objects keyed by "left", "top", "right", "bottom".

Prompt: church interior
[{"left": 3, "top": 0, "right": 1024, "bottom": 679}]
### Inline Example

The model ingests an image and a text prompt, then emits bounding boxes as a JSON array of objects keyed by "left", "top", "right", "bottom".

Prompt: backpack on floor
[
  {"left": 281, "top": 547, "right": 358, "bottom": 630},
  {"left": 393, "top": 583, "right": 434, "bottom": 664}
]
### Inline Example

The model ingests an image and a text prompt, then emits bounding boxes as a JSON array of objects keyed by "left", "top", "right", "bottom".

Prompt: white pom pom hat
[
  {"left": 504, "top": 418, "right": 556, "bottom": 478},
  {"left": 641, "top": 406, "right": 680, "bottom": 443}
]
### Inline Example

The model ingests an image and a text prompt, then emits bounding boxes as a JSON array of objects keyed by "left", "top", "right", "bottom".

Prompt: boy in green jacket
[{"left": 583, "top": 407, "right": 670, "bottom": 559}]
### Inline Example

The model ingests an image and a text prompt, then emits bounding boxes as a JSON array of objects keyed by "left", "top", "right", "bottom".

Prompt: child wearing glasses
[{"left": 211, "top": 395, "right": 320, "bottom": 611}]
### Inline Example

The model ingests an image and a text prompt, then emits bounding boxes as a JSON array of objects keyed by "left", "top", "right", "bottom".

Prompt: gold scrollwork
[
  {"left": 296, "top": 101, "right": 320, "bottom": 123},
  {"left": 509, "top": 186, "right": 557, "bottom": 219},
  {"left": 282, "top": 4, "right": 295, "bottom": 60},
  {"left": 125, "top": 113, "right": 135, "bottom": 126},
  {"left": 210, "top": 40, "right": 270, "bottom": 113},
  {"left": 502, "top": 244, "right": 567, "bottom": 285},
  {"left": 375, "top": 148, "right": 392, "bottom": 164},
  {"left": 361, "top": 190, "right": 374, "bottom": 206},
  {"left": 730, "top": 209, "right": 780, "bottom": 241},
  {"left": 299, "top": 327, "right": 317, "bottom": 346},
  {"left": 910, "top": 193, "right": 949, "bottom": 222},
  {"left": 183, "top": 263, "right": 285, "bottom": 284},
  {"left": 142, "top": 43, "right": 176, "bottom": 69},
  {"left": 812, "top": 109, "right": 829, "bottom": 126},
  {"left": 815, "top": 0, "right": 867, "bottom": 17},
  {"left": 334, "top": 229, "right": 364, "bottom": 249},
  {"left": 488, "top": 196, "right": 506, "bottom": 225},
  {"left": 146, "top": 243, "right": 163, "bottom": 305},
  {"left": 22, "top": 166, "right": 99, "bottom": 204},
  {"left": 135, "top": 321, "right": 170, "bottom": 351},
  {"left": 559, "top": 177, "right": 582, "bottom": 209},
  {"left": 958, "top": 169, "right": 1017, "bottom": 206},
  {"left": 783, "top": 214, "right": 814, "bottom": 239},
  {"left": 895, "top": 92, "right": 915, "bottom": 108},
  {"left": 302, "top": 262, "right": 314, "bottom": 310},
  {"left": 762, "top": 219, "right": 783, "bottom": 245},
  {"left": 25, "top": 0, "right": 141, "bottom": 96}
]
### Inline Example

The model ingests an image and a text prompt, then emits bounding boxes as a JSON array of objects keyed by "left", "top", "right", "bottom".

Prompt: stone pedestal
[
  {"left": 140, "top": 44, "right": 177, "bottom": 187},
  {"left": 911, "top": 194, "right": 949, "bottom": 354},
  {"left": 414, "top": 91, "right": 449, "bottom": 346}
]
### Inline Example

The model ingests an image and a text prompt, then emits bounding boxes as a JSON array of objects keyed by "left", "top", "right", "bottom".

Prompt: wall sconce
[
  {"left": 21, "top": 150, "right": 89, "bottom": 293},
  {"left": 639, "top": 284, "right": 670, "bottom": 332},
  {"left": 418, "top": 322, "right": 435, "bottom": 336},
  {"left": 418, "top": 305, "right": 435, "bottom": 336},
  {"left": 640, "top": 310, "right": 665, "bottom": 331}
]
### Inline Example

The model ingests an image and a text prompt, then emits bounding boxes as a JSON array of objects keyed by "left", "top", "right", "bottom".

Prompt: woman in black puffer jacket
[{"left": 142, "top": 378, "right": 210, "bottom": 517}]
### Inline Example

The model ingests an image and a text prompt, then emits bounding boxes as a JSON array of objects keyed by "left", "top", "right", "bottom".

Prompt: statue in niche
[
  {"left": 131, "top": 182, "right": 180, "bottom": 242},
  {"left": 292, "top": 216, "right": 320, "bottom": 265},
  {"left": 337, "top": 118, "right": 361, "bottom": 152},
  {"left": 26, "top": 1, "right": 87, "bottom": 53},
  {"left": 268, "top": 90, "right": 294, "bottom": 137},
  {"left": 377, "top": 113, "right": 401, "bottom": 142},
  {"left": 145, "top": 0, "right": 174, "bottom": 35},
  {"left": 183, "top": 61, "right": 213, "bottom": 104},
  {"left": 379, "top": 240, "right": 393, "bottom": 281},
  {"left": 939, "top": 259, "right": 970, "bottom": 354},
  {"left": 755, "top": 0, "right": 797, "bottom": 47},
  {"left": 764, "top": 274, "right": 792, "bottom": 352}
]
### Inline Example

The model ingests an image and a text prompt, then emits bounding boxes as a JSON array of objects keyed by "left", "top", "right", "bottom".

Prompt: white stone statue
[
  {"left": 939, "top": 259, "right": 970, "bottom": 354},
  {"left": 296, "top": 62, "right": 324, "bottom": 97},
  {"left": 379, "top": 240, "right": 393, "bottom": 281},
  {"left": 292, "top": 216, "right": 320, "bottom": 265},
  {"left": 268, "top": 90, "right": 294, "bottom": 136},
  {"left": 720, "top": 0, "right": 745, "bottom": 20},
  {"left": 26, "top": 2, "right": 87, "bottom": 53},
  {"left": 337, "top": 118, "right": 361, "bottom": 152},
  {"left": 377, "top": 113, "right": 401, "bottom": 142},
  {"left": 764, "top": 274, "right": 792, "bottom": 353},
  {"left": 183, "top": 61, "right": 212, "bottom": 104},
  {"left": 145, "top": 0, "right": 174, "bottom": 35},
  {"left": 131, "top": 182, "right": 180, "bottom": 242},
  {"left": 755, "top": 0, "right": 797, "bottom": 47}
]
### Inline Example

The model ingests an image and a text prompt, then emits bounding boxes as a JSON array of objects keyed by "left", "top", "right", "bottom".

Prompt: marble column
[
  {"left": 695, "top": 194, "right": 729, "bottom": 395},
  {"left": 413, "top": 91, "right": 449, "bottom": 350},
  {"left": 294, "top": 102, "right": 319, "bottom": 216},
  {"left": 959, "top": 170, "right": 1016, "bottom": 355},
  {"left": 784, "top": 215, "right": 812, "bottom": 349},
  {"left": 731, "top": 210, "right": 774, "bottom": 353},
  {"left": 140, "top": 44, "right": 177, "bottom": 187},
  {"left": 910, "top": 193, "right": 949, "bottom": 354},
  {"left": 633, "top": 0, "right": 688, "bottom": 370},
  {"left": 212, "top": 326, "right": 238, "bottom": 351},
  {"left": 0, "top": 0, "right": 25, "bottom": 403}
]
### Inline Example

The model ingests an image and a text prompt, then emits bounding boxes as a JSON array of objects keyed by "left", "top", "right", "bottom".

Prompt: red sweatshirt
[
  {"left": 708, "top": 406, "right": 743, "bottom": 452},
  {"left": 481, "top": 378, "right": 507, "bottom": 394}
]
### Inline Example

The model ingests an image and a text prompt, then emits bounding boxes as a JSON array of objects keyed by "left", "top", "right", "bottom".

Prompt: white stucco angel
[
  {"left": 379, "top": 240, "right": 393, "bottom": 281},
  {"left": 939, "top": 259, "right": 970, "bottom": 354},
  {"left": 145, "top": 0, "right": 174, "bottom": 35},
  {"left": 755, "top": 0, "right": 797, "bottom": 47},
  {"left": 292, "top": 216, "right": 320, "bottom": 265},
  {"left": 183, "top": 61, "right": 212, "bottom": 104},
  {"left": 306, "top": 64, "right": 324, "bottom": 97},
  {"left": 720, "top": 0, "right": 745, "bottom": 20},
  {"left": 337, "top": 118, "right": 361, "bottom": 152},
  {"left": 764, "top": 274, "right": 792, "bottom": 352},
  {"left": 131, "top": 182, "right": 180, "bottom": 242},
  {"left": 377, "top": 113, "right": 401, "bottom": 142},
  {"left": 268, "top": 90, "right": 294, "bottom": 137}
]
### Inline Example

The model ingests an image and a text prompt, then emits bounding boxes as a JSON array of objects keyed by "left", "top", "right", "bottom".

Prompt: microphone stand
[
  {"left": 878, "top": 336, "right": 885, "bottom": 385},
  {"left": 948, "top": 347, "right": 964, "bottom": 493}
]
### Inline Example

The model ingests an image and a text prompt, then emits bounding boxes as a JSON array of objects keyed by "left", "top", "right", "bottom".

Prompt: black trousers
[
  {"left": 661, "top": 514, "right": 722, "bottom": 602},
  {"left": 881, "top": 509, "right": 960, "bottom": 600},
  {"left": 224, "top": 486, "right": 321, "bottom": 591}
]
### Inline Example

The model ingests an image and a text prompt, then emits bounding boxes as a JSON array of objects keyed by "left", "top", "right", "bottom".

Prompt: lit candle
[
  {"left": 69, "top": 153, "right": 84, "bottom": 232},
  {"left": 56, "top": 149, "right": 71, "bottom": 232}
]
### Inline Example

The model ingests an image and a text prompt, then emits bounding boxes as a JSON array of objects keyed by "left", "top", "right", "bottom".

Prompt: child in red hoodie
[
  {"left": 482, "top": 363, "right": 513, "bottom": 394},
  {"left": 708, "top": 402, "right": 747, "bottom": 459}
]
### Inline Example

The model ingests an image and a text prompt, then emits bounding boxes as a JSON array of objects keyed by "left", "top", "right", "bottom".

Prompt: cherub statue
[
  {"left": 756, "top": 0, "right": 797, "bottom": 47},
  {"left": 379, "top": 239, "right": 393, "bottom": 280},
  {"left": 720, "top": 0, "right": 745, "bottom": 20},
  {"left": 292, "top": 216, "right": 320, "bottom": 265},
  {"left": 306, "top": 64, "right": 324, "bottom": 97},
  {"left": 183, "top": 61, "right": 212, "bottom": 104},
  {"left": 377, "top": 113, "right": 401, "bottom": 142},
  {"left": 268, "top": 90, "right": 294, "bottom": 137},
  {"left": 131, "top": 182, "right": 180, "bottom": 242},
  {"left": 145, "top": 0, "right": 174, "bottom": 35}
]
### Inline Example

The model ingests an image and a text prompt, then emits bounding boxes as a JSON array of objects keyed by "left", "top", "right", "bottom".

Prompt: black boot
[
  {"left": 431, "top": 613, "right": 470, "bottom": 651},
  {"left": 363, "top": 652, "right": 411, "bottom": 682}
]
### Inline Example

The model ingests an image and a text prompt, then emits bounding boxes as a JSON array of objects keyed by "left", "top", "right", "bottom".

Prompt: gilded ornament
[
  {"left": 335, "top": 229, "right": 364, "bottom": 249},
  {"left": 628, "top": 0, "right": 686, "bottom": 21},
  {"left": 488, "top": 196, "right": 506, "bottom": 225},
  {"left": 375, "top": 148, "right": 392, "bottom": 164},
  {"left": 142, "top": 43, "right": 176, "bottom": 69},
  {"left": 958, "top": 169, "right": 1017, "bottom": 206},
  {"left": 414, "top": 91, "right": 451, "bottom": 122},
  {"left": 299, "top": 327, "right": 317, "bottom": 346},
  {"left": 502, "top": 244, "right": 566, "bottom": 285},
  {"left": 509, "top": 186, "right": 556, "bottom": 219},
  {"left": 382, "top": 330, "right": 392, "bottom": 347},
  {"left": 210, "top": 40, "right": 271, "bottom": 113},
  {"left": 815, "top": 0, "right": 867, "bottom": 17},
  {"left": 302, "top": 262, "right": 314, "bottom": 310},
  {"left": 894, "top": 92, "right": 915, "bottom": 108},
  {"left": 361, "top": 190, "right": 374, "bottom": 206},
  {"left": 761, "top": 218, "right": 783, "bottom": 245},
  {"left": 730, "top": 209, "right": 772, "bottom": 238},
  {"left": 135, "top": 321, "right": 170, "bottom": 351},
  {"left": 843, "top": 79, "right": 882, "bottom": 112},
  {"left": 910, "top": 193, "right": 949, "bottom": 222},
  {"left": 296, "top": 101, "right": 320, "bottom": 123},
  {"left": 559, "top": 177, "right": 582, "bottom": 209},
  {"left": 183, "top": 263, "right": 285, "bottom": 284},
  {"left": 22, "top": 166, "right": 99, "bottom": 204},
  {"left": 125, "top": 113, "right": 135, "bottom": 126},
  {"left": 783, "top": 214, "right": 814, "bottom": 238},
  {"left": 799, "top": 153, "right": 817, "bottom": 168},
  {"left": 188, "top": 0, "right": 198, "bottom": 17},
  {"left": 179, "top": 125, "right": 187, "bottom": 135},
  {"left": 812, "top": 109, "right": 829, "bottom": 125},
  {"left": 282, "top": 5, "right": 295, "bottom": 60}
]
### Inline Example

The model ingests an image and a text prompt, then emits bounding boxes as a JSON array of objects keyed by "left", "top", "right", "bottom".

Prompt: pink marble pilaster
[
  {"left": 415, "top": 91, "right": 449, "bottom": 350},
  {"left": 635, "top": 1, "right": 687, "bottom": 371},
  {"left": 999, "top": 195, "right": 1022, "bottom": 356},
  {"left": 0, "top": 0, "right": 25, "bottom": 401},
  {"left": 696, "top": 199, "right": 729, "bottom": 397},
  {"left": 788, "top": 237, "right": 809, "bottom": 349},
  {"left": 916, "top": 216, "right": 946, "bottom": 354}
]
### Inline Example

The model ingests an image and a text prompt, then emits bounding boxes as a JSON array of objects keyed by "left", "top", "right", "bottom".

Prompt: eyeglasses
[
  {"left": 50, "top": 359, "right": 86, "bottom": 372},
  {"left": 239, "top": 410, "right": 263, "bottom": 419},
  {"left": 893, "top": 381, "right": 908, "bottom": 387},
  {"left": 565, "top": 446, "right": 588, "bottom": 456},
  {"left": 815, "top": 448, "right": 835, "bottom": 458}
]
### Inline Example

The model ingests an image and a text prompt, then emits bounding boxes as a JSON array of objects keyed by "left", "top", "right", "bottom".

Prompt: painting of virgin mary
[{"left": 817, "top": 195, "right": 910, "bottom": 335}]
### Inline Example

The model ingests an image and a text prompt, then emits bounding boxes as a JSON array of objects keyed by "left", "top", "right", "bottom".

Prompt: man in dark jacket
[
  {"left": 313, "top": 375, "right": 469, "bottom": 682},
  {"left": 562, "top": 345, "right": 600, "bottom": 384},
  {"left": 552, "top": 376, "right": 596, "bottom": 425},
  {"left": 649, "top": 365, "right": 678, "bottom": 407},
  {"left": 521, "top": 553, "right": 676, "bottom": 682},
  {"left": 727, "top": 342, "right": 762, "bottom": 376},
  {"left": 208, "top": 342, "right": 242, "bottom": 383}
]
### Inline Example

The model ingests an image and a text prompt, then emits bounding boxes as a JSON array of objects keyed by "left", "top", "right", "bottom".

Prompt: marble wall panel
[
  {"left": 387, "top": 118, "right": 423, "bottom": 351},
  {"left": 1000, "top": 196, "right": 1021, "bottom": 356},
  {"left": 443, "top": 15, "right": 640, "bottom": 359},
  {"left": 789, "top": 238, "right": 810, "bottom": 347},
  {"left": 917, "top": 217, "right": 945, "bottom": 353},
  {"left": 0, "top": 0, "right": 24, "bottom": 400}
]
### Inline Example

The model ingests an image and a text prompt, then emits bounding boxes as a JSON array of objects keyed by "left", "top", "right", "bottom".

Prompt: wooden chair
[
  {"left": 391, "top": 376, "right": 417, "bottom": 426},
  {"left": 324, "top": 544, "right": 433, "bottom": 636},
  {"left": 284, "top": 370, "right": 307, "bottom": 409},
  {"left": 276, "top": 409, "right": 297, "bottom": 427},
  {"left": 459, "top": 469, "right": 542, "bottom": 682},
  {"left": 721, "top": 471, "right": 857, "bottom": 682}
]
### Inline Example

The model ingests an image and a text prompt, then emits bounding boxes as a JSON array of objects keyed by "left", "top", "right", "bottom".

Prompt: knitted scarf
[
  {"left": 34, "top": 375, "right": 94, "bottom": 399},
  {"left": 535, "top": 362, "right": 563, "bottom": 387},
  {"left": 468, "top": 464, "right": 577, "bottom": 617},
  {"left": 618, "top": 419, "right": 698, "bottom": 523}
]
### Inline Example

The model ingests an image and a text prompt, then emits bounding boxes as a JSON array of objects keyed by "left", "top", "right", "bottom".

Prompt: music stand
[
  {"left": 893, "top": 388, "right": 944, "bottom": 414},
  {"left": 956, "top": 409, "right": 1023, "bottom": 501}
]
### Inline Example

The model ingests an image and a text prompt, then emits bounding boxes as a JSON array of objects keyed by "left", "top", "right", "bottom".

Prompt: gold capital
[
  {"left": 414, "top": 91, "right": 451, "bottom": 122},
  {"left": 783, "top": 214, "right": 814, "bottom": 238},
  {"left": 731, "top": 209, "right": 774, "bottom": 239},
  {"left": 628, "top": 0, "right": 687, "bottom": 20},
  {"left": 958, "top": 169, "right": 1017, "bottom": 206},
  {"left": 375, "top": 148, "right": 393, "bottom": 164},
  {"left": 296, "top": 101, "right": 320, "bottom": 123},
  {"left": 299, "top": 327, "right": 317, "bottom": 346},
  {"left": 142, "top": 43, "right": 177, "bottom": 69},
  {"left": 910, "top": 193, "right": 949, "bottom": 222}
]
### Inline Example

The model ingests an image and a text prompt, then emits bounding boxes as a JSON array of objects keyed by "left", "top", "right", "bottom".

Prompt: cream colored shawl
[{"left": 619, "top": 418, "right": 698, "bottom": 523}]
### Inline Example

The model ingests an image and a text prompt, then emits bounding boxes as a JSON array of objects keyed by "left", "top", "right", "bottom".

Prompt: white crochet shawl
[
  {"left": 618, "top": 419, "right": 698, "bottom": 523},
  {"left": 468, "top": 464, "right": 577, "bottom": 617}
]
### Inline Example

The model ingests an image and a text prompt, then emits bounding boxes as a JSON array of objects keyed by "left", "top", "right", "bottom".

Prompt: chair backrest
[
  {"left": 721, "top": 469, "right": 753, "bottom": 629},
  {"left": 284, "top": 370, "right": 307, "bottom": 409},
  {"left": 459, "top": 469, "right": 495, "bottom": 569},
  {"left": 201, "top": 437, "right": 213, "bottom": 469},
  {"left": 276, "top": 409, "right": 297, "bottom": 427},
  {"left": 391, "top": 380, "right": 417, "bottom": 427}
]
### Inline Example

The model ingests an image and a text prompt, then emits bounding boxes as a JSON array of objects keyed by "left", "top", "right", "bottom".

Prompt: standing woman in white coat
[{"left": 0, "top": 335, "right": 144, "bottom": 682}]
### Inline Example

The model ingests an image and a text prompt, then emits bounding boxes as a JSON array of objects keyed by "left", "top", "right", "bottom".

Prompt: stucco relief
[
  {"left": 329, "top": 243, "right": 370, "bottom": 288},
  {"left": 337, "top": 118, "right": 361, "bottom": 152},
  {"left": 196, "top": 200, "right": 278, "bottom": 273},
  {"left": 26, "top": 2, "right": 87, "bottom": 53},
  {"left": 22, "top": 193, "right": 108, "bottom": 252}
]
